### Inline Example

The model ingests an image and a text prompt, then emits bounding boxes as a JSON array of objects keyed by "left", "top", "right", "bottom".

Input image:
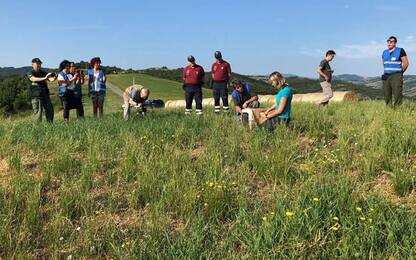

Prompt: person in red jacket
[
  {"left": 211, "top": 51, "right": 231, "bottom": 113},
  {"left": 183, "top": 55, "right": 205, "bottom": 115}
]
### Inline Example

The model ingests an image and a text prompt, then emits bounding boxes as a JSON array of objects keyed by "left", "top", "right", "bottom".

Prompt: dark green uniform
[{"left": 27, "top": 70, "right": 54, "bottom": 122}]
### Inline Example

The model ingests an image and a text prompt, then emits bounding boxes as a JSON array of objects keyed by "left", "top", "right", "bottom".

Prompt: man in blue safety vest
[{"left": 382, "top": 36, "right": 409, "bottom": 108}]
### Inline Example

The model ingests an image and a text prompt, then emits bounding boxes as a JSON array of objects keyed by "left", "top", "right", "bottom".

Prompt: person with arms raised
[
  {"left": 57, "top": 60, "right": 81, "bottom": 122},
  {"left": 27, "top": 58, "right": 55, "bottom": 123}
]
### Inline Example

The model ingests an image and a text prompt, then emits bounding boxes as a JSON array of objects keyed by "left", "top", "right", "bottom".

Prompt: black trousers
[
  {"left": 185, "top": 84, "right": 203, "bottom": 111},
  {"left": 212, "top": 81, "right": 229, "bottom": 109},
  {"left": 74, "top": 96, "right": 84, "bottom": 118},
  {"left": 61, "top": 94, "right": 84, "bottom": 120}
]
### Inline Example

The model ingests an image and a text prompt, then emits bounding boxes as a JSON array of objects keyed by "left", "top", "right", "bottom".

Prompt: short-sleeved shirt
[
  {"left": 124, "top": 85, "right": 147, "bottom": 103},
  {"left": 27, "top": 70, "right": 50, "bottom": 98},
  {"left": 275, "top": 85, "right": 293, "bottom": 119},
  {"left": 183, "top": 64, "right": 205, "bottom": 85},
  {"left": 211, "top": 60, "right": 231, "bottom": 81},
  {"left": 319, "top": 59, "right": 333, "bottom": 83},
  {"left": 231, "top": 83, "right": 255, "bottom": 108}
]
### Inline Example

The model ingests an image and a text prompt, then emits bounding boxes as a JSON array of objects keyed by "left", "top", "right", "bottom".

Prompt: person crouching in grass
[
  {"left": 123, "top": 85, "right": 150, "bottom": 120},
  {"left": 57, "top": 60, "right": 81, "bottom": 122},
  {"left": 262, "top": 71, "right": 293, "bottom": 130},
  {"left": 231, "top": 79, "right": 260, "bottom": 117},
  {"left": 69, "top": 62, "right": 84, "bottom": 119},
  {"left": 88, "top": 57, "right": 106, "bottom": 117}
]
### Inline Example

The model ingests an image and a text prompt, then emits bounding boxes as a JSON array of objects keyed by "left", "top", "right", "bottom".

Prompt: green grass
[
  {"left": 1, "top": 101, "right": 416, "bottom": 258},
  {"left": 107, "top": 73, "right": 213, "bottom": 101}
]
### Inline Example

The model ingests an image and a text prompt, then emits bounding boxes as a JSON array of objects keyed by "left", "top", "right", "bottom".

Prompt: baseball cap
[
  {"left": 214, "top": 51, "right": 222, "bottom": 59},
  {"left": 32, "top": 58, "right": 42, "bottom": 64},
  {"left": 187, "top": 55, "right": 195, "bottom": 63}
]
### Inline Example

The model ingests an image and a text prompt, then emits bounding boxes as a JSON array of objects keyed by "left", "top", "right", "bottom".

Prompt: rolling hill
[{"left": 138, "top": 68, "right": 384, "bottom": 100}]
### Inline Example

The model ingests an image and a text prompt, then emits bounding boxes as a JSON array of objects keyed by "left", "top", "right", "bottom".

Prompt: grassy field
[
  {"left": 107, "top": 73, "right": 213, "bottom": 101},
  {"left": 1, "top": 100, "right": 416, "bottom": 258}
]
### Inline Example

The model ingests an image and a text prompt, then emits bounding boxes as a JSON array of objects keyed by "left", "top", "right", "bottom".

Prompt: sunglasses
[{"left": 387, "top": 40, "right": 396, "bottom": 43}]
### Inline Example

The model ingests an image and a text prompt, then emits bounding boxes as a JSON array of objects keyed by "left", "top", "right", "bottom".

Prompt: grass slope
[
  {"left": 1, "top": 101, "right": 416, "bottom": 258},
  {"left": 107, "top": 73, "right": 213, "bottom": 101}
]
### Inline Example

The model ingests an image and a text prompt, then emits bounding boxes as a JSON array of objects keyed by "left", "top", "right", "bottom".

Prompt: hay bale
[{"left": 164, "top": 91, "right": 357, "bottom": 109}]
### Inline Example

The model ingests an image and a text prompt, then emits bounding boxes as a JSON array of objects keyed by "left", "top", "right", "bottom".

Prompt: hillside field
[
  {"left": 107, "top": 74, "right": 213, "bottom": 101},
  {"left": 1, "top": 100, "right": 416, "bottom": 258}
]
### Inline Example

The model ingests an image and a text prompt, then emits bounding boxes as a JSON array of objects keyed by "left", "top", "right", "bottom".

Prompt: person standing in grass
[
  {"left": 57, "top": 60, "right": 81, "bottom": 122},
  {"left": 231, "top": 79, "right": 260, "bottom": 116},
  {"left": 316, "top": 50, "right": 336, "bottom": 107},
  {"left": 211, "top": 51, "right": 231, "bottom": 113},
  {"left": 69, "top": 62, "right": 84, "bottom": 119},
  {"left": 382, "top": 36, "right": 409, "bottom": 108},
  {"left": 27, "top": 58, "right": 55, "bottom": 123},
  {"left": 123, "top": 84, "right": 150, "bottom": 120},
  {"left": 88, "top": 57, "right": 106, "bottom": 117},
  {"left": 183, "top": 55, "right": 205, "bottom": 115},
  {"left": 262, "top": 72, "right": 293, "bottom": 130}
]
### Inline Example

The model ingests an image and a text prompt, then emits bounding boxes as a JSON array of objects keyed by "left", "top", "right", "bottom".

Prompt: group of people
[
  {"left": 28, "top": 57, "right": 108, "bottom": 122},
  {"left": 26, "top": 35, "right": 409, "bottom": 128}
]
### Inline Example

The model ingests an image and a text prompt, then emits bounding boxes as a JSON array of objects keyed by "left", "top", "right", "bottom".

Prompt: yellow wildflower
[
  {"left": 208, "top": 182, "right": 214, "bottom": 187},
  {"left": 369, "top": 208, "right": 375, "bottom": 212},
  {"left": 204, "top": 203, "right": 208, "bottom": 207},
  {"left": 329, "top": 223, "right": 340, "bottom": 231},
  {"left": 261, "top": 216, "right": 267, "bottom": 221},
  {"left": 333, "top": 216, "right": 339, "bottom": 222},
  {"left": 285, "top": 211, "right": 294, "bottom": 217},
  {"left": 359, "top": 216, "right": 366, "bottom": 221},
  {"left": 368, "top": 218, "right": 373, "bottom": 224},
  {"left": 270, "top": 212, "right": 275, "bottom": 216},
  {"left": 313, "top": 197, "right": 320, "bottom": 202},
  {"left": 355, "top": 207, "right": 362, "bottom": 212}
]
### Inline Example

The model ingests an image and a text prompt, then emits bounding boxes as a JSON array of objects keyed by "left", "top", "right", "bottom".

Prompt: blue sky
[{"left": 1, "top": 0, "right": 415, "bottom": 77}]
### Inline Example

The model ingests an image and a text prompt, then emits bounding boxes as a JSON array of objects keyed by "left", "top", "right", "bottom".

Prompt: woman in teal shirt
[{"left": 263, "top": 71, "right": 293, "bottom": 129}]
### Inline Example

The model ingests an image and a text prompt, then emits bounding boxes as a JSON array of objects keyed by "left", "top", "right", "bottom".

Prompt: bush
[{"left": 0, "top": 75, "right": 31, "bottom": 114}]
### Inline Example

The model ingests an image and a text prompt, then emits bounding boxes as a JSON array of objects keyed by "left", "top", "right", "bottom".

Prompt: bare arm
[
  {"left": 58, "top": 74, "right": 78, "bottom": 87},
  {"left": 402, "top": 56, "right": 409, "bottom": 73},
  {"left": 266, "top": 98, "right": 287, "bottom": 118},
  {"left": 242, "top": 95, "right": 259, "bottom": 108},
  {"left": 316, "top": 66, "right": 329, "bottom": 81},
  {"left": 29, "top": 73, "right": 52, "bottom": 82}
]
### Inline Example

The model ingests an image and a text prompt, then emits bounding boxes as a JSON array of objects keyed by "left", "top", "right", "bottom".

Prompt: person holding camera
[
  {"left": 122, "top": 85, "right": 150, "bottom": 120},
  {"left": 88, "top": 57, "right": 106, "bottom": 117},
  {"left": 69, "top": 62, "right": 85, "bottom": 119},
  {"left": 27, "top": 58, "right": 55, "bottom": 123},
  {"left": 57, "top": 60, "right": 81, "bottom": 122}
]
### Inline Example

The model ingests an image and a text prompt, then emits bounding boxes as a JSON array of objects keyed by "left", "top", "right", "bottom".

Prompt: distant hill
[
  {"left": 333, "top": 74, "right": 368, "bottom": 84},
  {"left": 333, "top": 73, "right": 416, "bottom": 98},
  {"left": 0, "top": 66, "right": 49, "bottom": 77},
  {"left": 0, "top": 62, "right": 123, "bottom": 78},
  {"left": 138, "top": 67, "right": 383, "bottom": 100}
]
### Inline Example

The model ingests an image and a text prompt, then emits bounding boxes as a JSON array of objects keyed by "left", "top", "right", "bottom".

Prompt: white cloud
[{"left": 299, "top": 36, "right": 416, "bottom": 59}]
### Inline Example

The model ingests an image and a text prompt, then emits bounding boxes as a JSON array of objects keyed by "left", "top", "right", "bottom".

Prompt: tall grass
[{"left": 0, "top": 101, "right": 416, "bottom": 258}]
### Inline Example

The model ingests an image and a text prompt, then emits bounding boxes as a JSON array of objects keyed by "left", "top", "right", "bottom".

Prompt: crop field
[{"left": 1, "top": 99, "right": 416, "bottom": 258}]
